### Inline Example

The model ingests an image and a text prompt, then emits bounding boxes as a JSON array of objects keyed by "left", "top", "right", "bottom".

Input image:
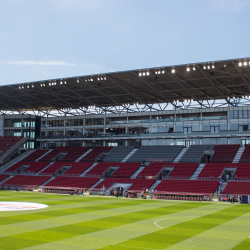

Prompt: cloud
[
  {"left": 6, "top": 60, "right": 78, "bottom": 66},
  {"left": 207, "top": 0, "right": 250, "bottom": 12}
]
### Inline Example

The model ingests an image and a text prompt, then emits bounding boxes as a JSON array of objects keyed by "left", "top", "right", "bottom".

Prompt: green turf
[{"left": 0, "top": 191, "right": 249, "bottom": 250}]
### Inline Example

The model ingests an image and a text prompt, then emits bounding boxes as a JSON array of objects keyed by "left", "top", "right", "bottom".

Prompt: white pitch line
[
  {"left": 154, "top": 216, "right": 197, "bottom": 229},
  {"left": 113, "top": 211, "right": 217, "bottom": 247}
]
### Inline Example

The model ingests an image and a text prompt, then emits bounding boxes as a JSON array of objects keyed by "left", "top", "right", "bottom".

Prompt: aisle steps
[
  {"left": 190, "top": 163, "right": 206, "bottom": 180},
  {"left": 35, "top": 149, "right": 53, "bottom": 161},
  {"left": 173, "top": 147, "right": 188, "bottom": 163},
  {"left": 80, "top": 162, "right": 98, "bottom": 176},
  {"left": 121, "top": 148, "right": 138, "bottom": 162},
  {"left": 232, "top": 146, "right": 245, "bottom": 163},
  {"left": 131, "top": 167, "right": 144, "bottom": 179},
  {"left": 75, "top": 149, "right": 93, "bottom": 162}
]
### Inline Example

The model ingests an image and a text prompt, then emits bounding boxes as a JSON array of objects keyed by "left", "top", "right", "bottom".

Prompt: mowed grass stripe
[
  {"left": 0, "top": 193, "right": 145, "bottom": 218},
  {"left": 233, "top": 237, "right": 250, "bottom": 250},
  {"left": 103, "top": 205, "right": 249, "bottom": 250},
  {"left": 28, "top": 202, "right": 230, "bottom": 250},
  {"left": 0, "top": 200, "right": 156, "bottom": 226},
  {"left": 164, "top": 205, "right": 250, "bottom": 250},
  {"left": 0, "top": 198, "right": 183, "bottom": 237},
  {"left": 0, "top": 202, "right": 205, "bottom": 249}
]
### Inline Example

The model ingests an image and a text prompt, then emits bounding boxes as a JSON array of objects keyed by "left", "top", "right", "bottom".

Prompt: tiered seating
[
  {"left": 1, "top": 175, "right": 51, "bottom": 187},
  {"left": 127, "top": 146, "right": 183, "bottom": 163},
  {"left": 137, "top": 163, "right": 199, "bottom": 179},
  {"left": 198, "top": 163, "right": 250, "bottom": 180},
  {"left": 222, "top": 181, "right": 250, "bottom": 195},
  {"left": 84, "top": 162, "right": 111, "bottom": 177},
  {"left": 59, "top": 147, "right": 90, "bottom": 161},
  {"left": 179, "top": 145, "right": 215, "bottom": 163},
  {"left": 39, "top": 147, "right": 69, "bottom": 161},
  {"left": 239, "top": 144, "right": 250, "bottom": 163},
  {"left": 0, "top": 174, "right": 10, "bottom": 183},
  {"left": 154, "top": 180, "right": 219, "bottom": 194},
  {"left": 103, "top": 146, "right": 135, "bottom": 162},
  {"left": 39, "top": 147, "right": 90, "bottom": 162},
  {"left": 63, "top": 162, "right": 93, "bottom": 176},
  {"left": 110, "top": 163, "right": 140, "bottom": 178},
  {"left": 210, "top": 144, "right": 240, "bottom": 163},
  {"left": 22, "top": 149, "right": 49, "bottom": 161},
  {"left": 43, "top": 176, "right": 99, "bottom": 189},
  {"left": 21, "top": 162, "right": 50, "bottom": 174},
  {"left": 94, "top": 178, "right": 155, "bottom": 191},
  {"left": 0, "top": 136, "right": 23, "bottom": 156},
  {"left": 85, "top": 162, "right": 140, "bottom": 178},
  {"left": 40, "top": 162, "right": 65, "bottom": 175},
  {"left": 80, "top": 146, "right": 113, "bottom": 162},
  {"left": 198, "top": 163, "right": 229, "bottom": 179},
  {"left": 4, "top": 161, "right": 32, "bottom": 173},
  {"left": 232, "top": 164, "right": 250, "bottom": 179}
]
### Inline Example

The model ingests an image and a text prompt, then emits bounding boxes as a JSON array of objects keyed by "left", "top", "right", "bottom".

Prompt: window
[
  {"left": 141, "top": 140, "right": 149, "bottom": 146},
  {"left": 175, "top": 124, "right": 183, "bottom": 132},
  {"left": 191, "top": 139, "right": 200, "bottom": 145},
  {"left": 202, "top": 138, "right": 210, "bottom": 144},
  {"left": 231, "top": 137, "right": 239, "bottom": 144}
]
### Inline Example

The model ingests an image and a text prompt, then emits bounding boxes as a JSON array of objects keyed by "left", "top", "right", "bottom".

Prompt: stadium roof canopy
[{"left": 0, "top": 57, "right": 250, "bottom": 116}]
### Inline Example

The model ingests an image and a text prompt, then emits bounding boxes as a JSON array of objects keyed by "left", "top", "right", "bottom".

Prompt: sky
[{"left": 0, "top": 0, "right": 249, "bottom": 86}]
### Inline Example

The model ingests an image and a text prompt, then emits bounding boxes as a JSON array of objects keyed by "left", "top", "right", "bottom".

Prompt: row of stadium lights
[
  {"left": 19, "top": 85, "right": 34, "bottom": 89},
  {"left": 239, "top": 61, "right": 250, "bottom": 67},
  {"left": 139, "top": 65, "right": 215, "bottom": 76},
  {"left": 84, "top": 77, "right": 106, "bottom": 82},
  {"left": 19, "top": 76, "right": 107, "bottom": 89}
]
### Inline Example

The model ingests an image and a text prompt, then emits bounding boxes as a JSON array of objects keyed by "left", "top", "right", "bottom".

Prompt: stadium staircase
[
  {"left": 173, "top": 148, "right": 188, "bottom": 163},
  {"left": 0, "top": 149, "right": 34, "bottom": 173},
  {"left": 35, "top": 149, "right": 53, "bottom": 161},
  {"left": 80, "top": 162, "right": 98, "bottom": 176},
  {"left": 220, "top": 182, "right": 227, "bottom": 192},
  {"left": 190, "top": 163, "right": 206, "bottom": 180},
  {"left": 75, "top": 149, "right": 92, "bottom": 162},
  {"left": 149, "top": 180, "right": 161, "bottom": 191},
  {"left": 36, "top": 162, "right": 54, "bottom": 175},
  {"left": 0, "top": 137, "right": 29, "bottom": 165},
  {"left": 232, "top": 147, "right": 245, "bottom": 163},
  {"left": 0, "top": 175, "right": 13, "bottom": 184},
  {"left": 90, "top": 178, "right": 104, "bottom": 189},
  {"left": 121, "top": 148, "right": 138, "bottom": 162},
  {"left": 130, "top": 166, "right": 144, "bottom": 179},
  {"left": 41, "top": 177, "right": 55, "bottom": 186}
]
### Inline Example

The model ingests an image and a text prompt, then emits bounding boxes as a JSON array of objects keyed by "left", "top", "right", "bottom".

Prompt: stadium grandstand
[{"left": 1, "top": 57, "right": 250, "bottom": 201}]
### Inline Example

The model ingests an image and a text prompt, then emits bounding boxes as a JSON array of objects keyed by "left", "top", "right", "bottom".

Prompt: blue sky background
[{"left": 0, "top": 0, "right": 249, "bottom": 86}]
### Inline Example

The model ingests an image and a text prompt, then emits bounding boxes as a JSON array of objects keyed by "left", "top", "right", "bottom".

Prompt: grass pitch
[{"left": 0, "top": 191, "right": 249, "bottom": 250}]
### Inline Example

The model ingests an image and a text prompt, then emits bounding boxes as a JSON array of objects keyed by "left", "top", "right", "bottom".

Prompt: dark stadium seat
[
  {"left": 154, "top": 179, "right": 219, "bottom": 195},
  {"left": 84, "top": 162, "right": 140, "bottom": 178},
  {"left": 80, "top": 146, "right": 113, "bottom": 162},
  {"left": 94, "top": 178, "right": 155, "bottom": 192},
  {"left": 1, "top": 175, "right": 51, "bottom": 187},
  {"left": 137, "top": 162, "right": 199, "bottom": 179},
  {"left": 198, "top": 163, "right": 250, "bottom": 180},
  {"left": 43, "top": 176, "right": 99, "bottom": 189},
  {"left": 210, "top": 144, "right": 240, "bottom": 163},
  {"left": 222, "top": 181, "right": 250, "bottom": 195},
  {"left": 22, "top": 149, "right": 49, "bottom": 161},
  {"left": 39, "top": 147, "right": 90, "bottom": 162},
  {"left": 0, "top": 136, "right": 24, "bottom": 156}
]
